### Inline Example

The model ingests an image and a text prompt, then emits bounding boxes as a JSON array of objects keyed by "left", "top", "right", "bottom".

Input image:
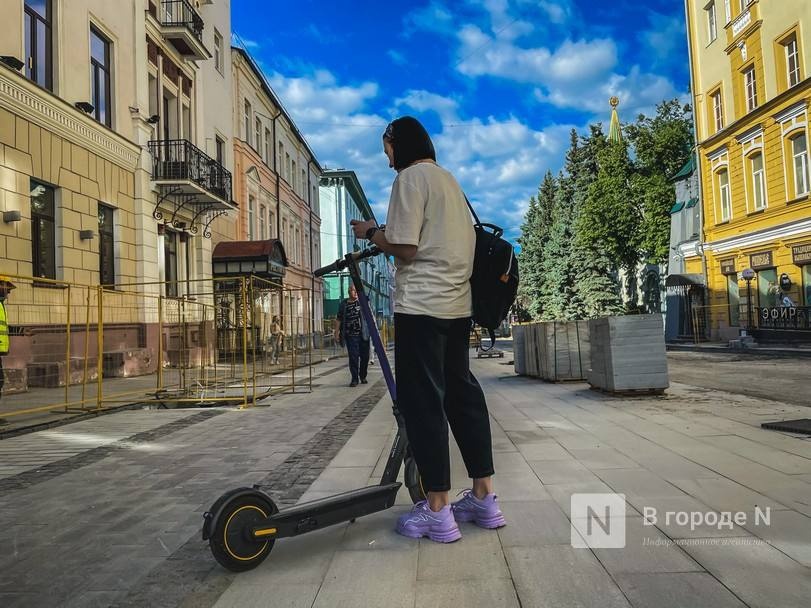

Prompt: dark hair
[{"left": 382, "top": 116, "right": 436, "bottom": 171}]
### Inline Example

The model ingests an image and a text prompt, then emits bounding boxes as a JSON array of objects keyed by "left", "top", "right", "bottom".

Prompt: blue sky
[{"left": 232, "top": 0, "right": 690, "bottom": 243}]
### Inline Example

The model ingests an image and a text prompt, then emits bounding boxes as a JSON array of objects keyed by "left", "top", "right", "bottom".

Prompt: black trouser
[
  {"left": 395, "top": 313, "right": 494, "bottom": 492},
  {"left": 345, "top": 335, "right": 369, "bottom": 382},
  {"left": 0, "top": 356, "right": 4, "bottom": 398}
]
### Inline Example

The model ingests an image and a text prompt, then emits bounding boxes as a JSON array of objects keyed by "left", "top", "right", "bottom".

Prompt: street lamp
[{"left": 741, "top": 268, "right": 755, "bottom": 336}]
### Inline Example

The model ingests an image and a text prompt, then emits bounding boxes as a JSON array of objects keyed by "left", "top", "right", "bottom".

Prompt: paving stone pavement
[{"left": 2, "top": 351, "right": 811, "bottom": 607}]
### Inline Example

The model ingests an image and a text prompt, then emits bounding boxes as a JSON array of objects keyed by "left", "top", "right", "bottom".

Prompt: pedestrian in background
[
  {"left": 334, "top": 284, "right": 370, "bottom": 387},
  {"left": 350, "top": 116, "right": 504, "bottom": 543},
  {"left": 0, "top": 277, "right": 16, "bottom": 402},
  {"left": 269, "top": 315, "right": 283, "bottom": 365}
]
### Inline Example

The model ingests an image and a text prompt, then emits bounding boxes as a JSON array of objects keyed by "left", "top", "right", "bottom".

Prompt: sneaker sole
[
  {"left": 454, "top": 512, "right": 507, "bottom": 529},
  {"left": 396, "top": 526, "right": 462, "bottom": 543}
]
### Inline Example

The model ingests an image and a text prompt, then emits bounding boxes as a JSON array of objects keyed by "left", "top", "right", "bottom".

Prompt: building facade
[
  {"left": 685, "top": 0, "right": 811, "bottom": 341},
  {"left": 215, "top": 46, "right": 323, "bottom": 340},
  {"left": 0, "top": 0, "right": 235, "bottom": 383},
  {"left": 319, "top": 170, "right": 393, "bottom": 324}
]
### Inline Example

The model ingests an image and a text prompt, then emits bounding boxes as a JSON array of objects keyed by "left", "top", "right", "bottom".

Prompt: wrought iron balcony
[
  {"left": 157, "top": 0, "right": 209, "bottom": 60},
  {"left": 148, "top": 139, "right": 233, "bottom": 207}
]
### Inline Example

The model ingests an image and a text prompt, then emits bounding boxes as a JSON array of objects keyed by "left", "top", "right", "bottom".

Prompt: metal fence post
[
  {"left": 241, "top": 276, "right": 248, "bottom": 408},
  {"left": 65, "top": 284, "right": 71, "bottom": 410},
  {"left": 96, "top": 285, "right": 103, "bottom": 410}
]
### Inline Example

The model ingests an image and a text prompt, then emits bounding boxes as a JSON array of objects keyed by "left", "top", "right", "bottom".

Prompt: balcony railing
[
  {"left": 755, "top": 306, "right": 811, "bottom": 331},
  {"left": 148, "top": 139, "right": 232, "bottom": 204},
  {"left": 161, "top": 0, "right": 204, "bottom": 43}
]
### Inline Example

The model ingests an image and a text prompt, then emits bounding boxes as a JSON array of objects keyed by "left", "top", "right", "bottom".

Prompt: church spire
[{"left": 608, "top": 96, "right": 622, "bottom": 144}]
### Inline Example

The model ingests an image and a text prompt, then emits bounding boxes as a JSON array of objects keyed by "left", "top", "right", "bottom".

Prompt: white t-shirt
[{"left": 384, "top": 162, "right": 474, "bottom": 319}]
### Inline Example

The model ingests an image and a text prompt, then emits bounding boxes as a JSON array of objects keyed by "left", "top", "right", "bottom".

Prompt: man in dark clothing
[{"left": 334, "top": 284, "right": 370, "bottom": 387}]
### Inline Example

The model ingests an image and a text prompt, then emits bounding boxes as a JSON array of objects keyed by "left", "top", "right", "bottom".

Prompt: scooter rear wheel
[
  {"left": 209, "top": 492, "right": 278, "bottom": 572},
  {"left": 404, "top": 456, "right": 426, "bottom": 504}
]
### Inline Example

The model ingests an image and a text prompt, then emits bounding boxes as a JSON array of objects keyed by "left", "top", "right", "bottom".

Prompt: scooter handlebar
[{"left": 313, "top": 246, "right": 382, "bottom": 277}]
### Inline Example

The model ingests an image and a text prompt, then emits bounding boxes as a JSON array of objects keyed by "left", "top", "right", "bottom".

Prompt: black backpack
[{"left": 465, "top": 196, "right": 519, "bottom": 349}]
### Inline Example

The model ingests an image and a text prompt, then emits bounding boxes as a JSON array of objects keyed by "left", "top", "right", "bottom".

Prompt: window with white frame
[
  {"left": 786, "top": 35, "right": 801, "bottom": 88},
  {"left": 793, "top": 133, "right": 810, "bottom": 197},
  {"left": 738, "top": 0, "right": 747, "bottom": 14},
  {"left": 750, "top": 152, "right": 766, "bottom": 210},
  {"left": 264, "top": 128, "right": 272, "bottom": 165},
  {"left": 711, "top": 90, "right": 724, "bottom": 132},
  {"left": 292, "top": 160, "right": 297, "bottom": 191},
  {"left": 724, "top": 0, "right": 731, "bottom": 23},
  {"left": 214, "top": 29, "right": 224, "bottom": 74},
  {"left": 706, "top": 2, "right": 717, "bottom": 43},
  {"left": 744, "top": 67, "right": 758, "bottom": 112},
  {"left": 259, "top": 204, "right": 266, "bottom": 239},
  {"left": 718, "top": 168, "right": 731, "bottom": 221},
  {"left": 244, "top": 100, "right": 252, "bottom": 145},
  {"left": 248, "top": 195, "right": 255, "bottom": 240},
  {"left": 255, "top": 118, "right": 262, "bottom": 153}
]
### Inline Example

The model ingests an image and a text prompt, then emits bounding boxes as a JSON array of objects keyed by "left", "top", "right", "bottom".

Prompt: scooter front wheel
[
  {"left": 404, "top": 456, "right": 426, "bottom": 504},
  {"left": 209, "top": 492, "right": 278, "bottom": 572}
]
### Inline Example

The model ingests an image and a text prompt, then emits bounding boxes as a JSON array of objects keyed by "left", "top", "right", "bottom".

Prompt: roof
[
  {"left": 213, "top": 239, "right": 288, "bottom": 265},
  {"left": 671, "top": 153, "right": 696, "bottom": 181},
  {"left": 232, "top": 46, "right": 322, "bottom": 173},
  {"left": 665, "top": 273, "right": 704, "bottom": 288},
  {"left": 320, "top": 169, "right": 376, "bottom": 222}
]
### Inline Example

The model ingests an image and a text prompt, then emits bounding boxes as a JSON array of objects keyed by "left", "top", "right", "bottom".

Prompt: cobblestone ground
[{"left": 2, "top": 351, "right": 811, "bottom": 607}]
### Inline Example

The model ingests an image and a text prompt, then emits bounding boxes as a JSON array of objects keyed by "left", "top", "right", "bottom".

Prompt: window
[
  {"left": 278, "top": 142, "right": 284, "bottom": 172},
  {"left": 285, "top": 153, "right": 291, "bottom": 182},
  {"left": 744, "top": 67, "right": 758, "bottom": 112},
  {"left": 255, "top": 118, "right": 262, "bottom": 153},
  {"left": 164, "top": 230, "right": 178, "bottom": 297},
  {"left": 248, "top": 195, "right": 255, "bottom": 240},
  {"left": 302, "top": 169, "right": 307, "bottom": 197},
  {"left": 215, "top": 136, "right": 224, "bottom": 165},
  {"left": 244, "top": 100, "right": 252, "bottom": 145},
  {"left": 750, "top": 153, "right": 766, "bottom": 210},
  {"left": 213, "top": 29, "right": 224, "bottom": 74},
  {"left": 24, "top": 0, "right": 52, "bottom": 90},
  {"left": 264, "top": 128, "right": 271, "bottom": 165},
  {"left": 803, "top": 264, "right": 811, "bottom": 306},
  {"left": 259, "top": 204, "right": 266, "bottom": 240},
  {"left": 757, "top": 268, "right": 777, "bottom": 308},
  {"left": 738, "top": 0, "right": 747, "bottom": 14},
  {"left": 711, "top": 90, "right": 724, "bottom": 132},
  {"left": 793, "top": 133, "right": 810, "bottom": 197},
  {"left": 706, "top": 2, "right": 717, "bottom": 43},
  {"left": 291, "top": 160, "right": 297, "bottom": 191},
  {"left": 786, "top": 35, "right": 801, "bottom": 88},
  {"left": 98, "top": 203, "right": 115, "bottom": 286},
  {"left": 31, "top": 180, "right": 56, "bottom": 280},
  {"left": 718, "top": 169, "right": 731, "bottom": 222},
  {"left": 727, "top": 275, "right": 740, "bottom": 326},
  {"left": 724, "top": 0, "right": 731, "bottom": 23},
  {"left": 90, "top": 27, "right": 112, "bottom": 127}
]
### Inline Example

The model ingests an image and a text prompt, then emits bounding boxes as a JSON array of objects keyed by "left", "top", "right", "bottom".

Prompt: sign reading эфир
[{"left": 793, "top": 243, "right": 811, "bottom": 265}]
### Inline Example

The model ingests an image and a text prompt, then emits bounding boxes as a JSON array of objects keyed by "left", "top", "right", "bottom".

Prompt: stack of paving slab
[
  {"left": 587, "top": 314, "right": 669, "bottom": 394},
  {"left": 514, "top": 320, "right": 590, "bottom": 382},
  {"left": 512, "top": 324, "right": 527, "bottom": 375}
]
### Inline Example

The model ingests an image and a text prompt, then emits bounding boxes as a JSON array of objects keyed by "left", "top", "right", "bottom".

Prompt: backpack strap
[{"left": 463, "top": 194, "right": 481, "bottom": 226}]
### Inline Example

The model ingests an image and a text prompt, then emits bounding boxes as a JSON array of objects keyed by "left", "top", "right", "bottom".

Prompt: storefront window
[
  {"left": 757, "top": 268, "right": 778, "bottom": 308},
  {"left": 804, "top": 265, "right": 811, "bottom": 306},
  {"left": 726, "top": 275, "right": 740, "bottom": 326}
]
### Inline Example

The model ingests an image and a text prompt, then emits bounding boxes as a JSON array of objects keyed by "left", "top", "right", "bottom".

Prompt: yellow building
[{"left": 685, "top": 0, "right": 811, "bottom": 342}]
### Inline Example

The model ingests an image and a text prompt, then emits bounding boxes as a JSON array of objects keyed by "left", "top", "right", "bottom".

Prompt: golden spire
[{"left": 608, "top": 97, "right": 622, "bottom": 144}]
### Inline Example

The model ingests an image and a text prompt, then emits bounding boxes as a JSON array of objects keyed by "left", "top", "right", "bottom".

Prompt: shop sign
[
  {"left": 720, "top": 258, "right": 736, "bottom": 275},
  {"left": 750, "top": 251, "right": 774, "bottom": 270},
  {"left": 792, "top": 243, "right": 811, "bottom": 265}
]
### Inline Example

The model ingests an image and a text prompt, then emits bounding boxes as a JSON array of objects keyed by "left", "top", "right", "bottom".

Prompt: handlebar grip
[{"left": 314, "top": 261, "right": 341, "bottom": 277}]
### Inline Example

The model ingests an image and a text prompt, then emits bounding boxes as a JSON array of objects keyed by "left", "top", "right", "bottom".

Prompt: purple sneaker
[
  {"left": 395, "top": 501, "right": 462, "bottom": 543},
  {"left": 451, "top": 490, "right": 506, "bottom": 529}
]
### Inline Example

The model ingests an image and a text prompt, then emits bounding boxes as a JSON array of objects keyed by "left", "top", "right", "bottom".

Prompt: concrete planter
[
  {"left": 588, "top": 314, "right": 669, "bottom": 394},
  {"left": 514, "top": 320, "right": 590, "bottom": 381}
]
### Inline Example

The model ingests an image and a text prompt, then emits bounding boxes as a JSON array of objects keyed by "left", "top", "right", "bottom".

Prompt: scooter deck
[{"left": 252, "top": 482, "right": 402, "bottom": 539}]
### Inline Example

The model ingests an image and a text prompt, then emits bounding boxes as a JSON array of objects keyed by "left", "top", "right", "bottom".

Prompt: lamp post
[{"left": 741, "top": 268, "right": 755, "bottom": 336}]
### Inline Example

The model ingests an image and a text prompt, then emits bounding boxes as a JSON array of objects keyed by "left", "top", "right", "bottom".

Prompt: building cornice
[
  {"left": 0, "top": 66, "right": 140, "bottom": 171},
  {"left": 703, "top": 218, "right": 811, "bottom": 254}
]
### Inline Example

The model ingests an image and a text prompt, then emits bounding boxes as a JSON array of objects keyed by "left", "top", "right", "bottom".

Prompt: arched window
[{"left": 717, "top": 168, "right": 731, "bottom": 222}]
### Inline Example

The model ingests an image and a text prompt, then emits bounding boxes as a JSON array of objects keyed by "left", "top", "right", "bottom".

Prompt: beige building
[
  {"left": 685, "top": 0, "right": 811, "bottom": 342},
  {"left": 213, "top": 46, "right": 323, "bottom": 339},
  {"left": 0, "top": 0, "right": 235, "bottom": 382}
]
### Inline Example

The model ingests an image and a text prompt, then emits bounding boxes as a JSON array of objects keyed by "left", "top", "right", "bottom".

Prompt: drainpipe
[
  {"left": 271, "top": 110, "right": 282, "bottom": 240},
  {"left": 307, "top": 158, "right": 317, "bottom": 340},
  {"left": 684, "top": 0, "right": 711, "bottom": 338}
]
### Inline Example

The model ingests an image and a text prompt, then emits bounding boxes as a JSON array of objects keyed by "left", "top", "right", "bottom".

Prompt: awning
[
  {"left": 686, "top": 197, "right": 699, "bottom": 208},
  {"left": 665, "top": 273, "right": 704, "bottom": 288},
  {"left": 670, "top": 200, "right": 685, "bottom": 214},
  {"left": 212, "top": 239, "right": 288, "bottom": 279}
]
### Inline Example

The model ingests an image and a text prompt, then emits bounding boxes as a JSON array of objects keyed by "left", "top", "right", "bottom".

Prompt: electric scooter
[{"left": 202, "top": 247, "right": 425, "bottom": 572}]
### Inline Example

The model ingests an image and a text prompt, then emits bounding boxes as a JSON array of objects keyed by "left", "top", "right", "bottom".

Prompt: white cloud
[
  {"left": 404, "top": 0, "right": 456, "bottom": 37},
  {"left": 387, "top": 49, "right": 407, "bottom": 66},
  {"left": 394, "top": 90, "right": 460, "bottom": 122}
]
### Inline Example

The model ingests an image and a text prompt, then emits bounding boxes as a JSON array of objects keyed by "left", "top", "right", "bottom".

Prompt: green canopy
[
  {"left": 670, "top": 201, "right": 685, "bottom": 214},
  {"left": 686, "top": 197, "right": 699, "bottom": 208}
]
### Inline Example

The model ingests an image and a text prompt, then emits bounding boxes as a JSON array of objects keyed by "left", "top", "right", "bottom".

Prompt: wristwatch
[{"left": 365, "top": 226, "right": 379, "bottom": 241}]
